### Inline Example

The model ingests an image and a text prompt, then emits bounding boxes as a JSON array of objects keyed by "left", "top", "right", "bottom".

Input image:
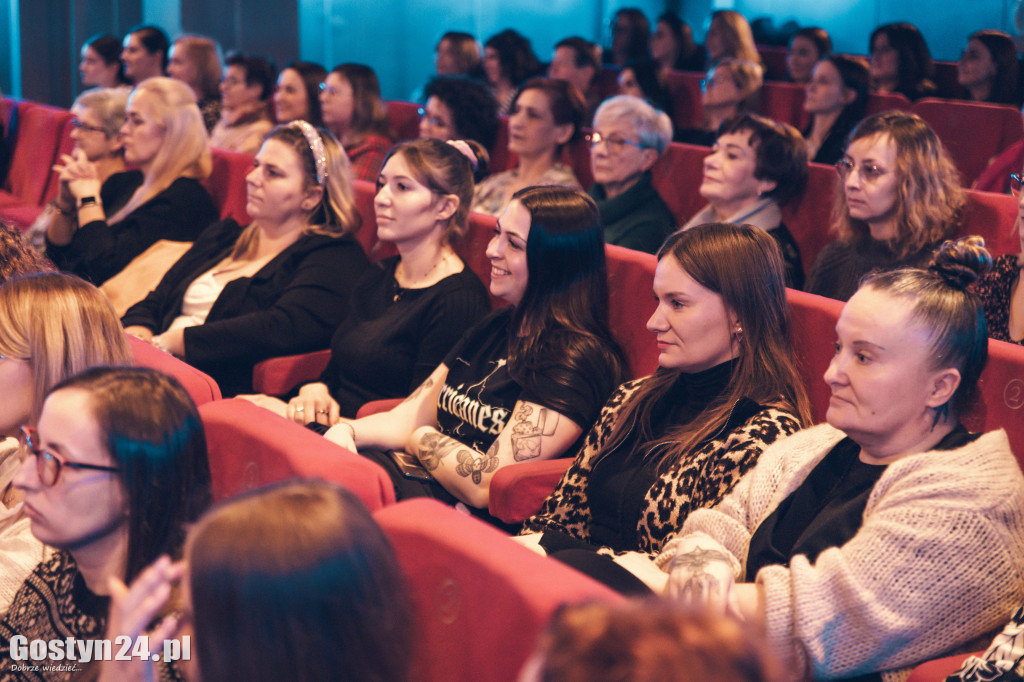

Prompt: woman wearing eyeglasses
[
  {"left": 0, "top": 367, "right": 211, "bottom": 681},
  {"left": 972, "top": 172, "right": 1024, "bottom": 345},
  {"left": 319, "top": 63, "right": 394, "bottom": 183},
  {"left": 681, "top": 114, "right": 808, "bottom": 290},
  {"left": 806, "top": 111, "right": 964, "bottom": 302},
  {"left": 0, "top": 273, "right": 131, "bottom": 613},
  {"left": 675, "top": 58, "right": 763, "bottom": 147},
  {"left": 45, "top": 78, "right": 219, "bottom": 287},
  {"left": 587, "top": 95, "right": 675, "bottom": 254}
]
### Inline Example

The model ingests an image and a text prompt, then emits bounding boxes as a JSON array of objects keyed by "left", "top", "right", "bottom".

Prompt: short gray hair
[
  {"left": 73, "top": 87, "right": 129, "bottom": 137},
  {"left": 593, "top": 95, "right": 673, "bottom": 155}
]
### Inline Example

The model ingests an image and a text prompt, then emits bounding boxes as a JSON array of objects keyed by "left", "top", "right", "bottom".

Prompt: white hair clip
[{"left": 288, "top": 120, "right": 328, "bottom": 185}]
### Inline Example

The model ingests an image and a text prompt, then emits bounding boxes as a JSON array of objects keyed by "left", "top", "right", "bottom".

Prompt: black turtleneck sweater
[{"left": 587, "top": 360, "right": 735, "bottom": 552}]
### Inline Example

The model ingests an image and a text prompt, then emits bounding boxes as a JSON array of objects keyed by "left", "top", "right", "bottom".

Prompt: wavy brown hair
[
  {"left": 831, "top": 110, "right": 964, "bottom": 259},
  {"left": 598, "top": 223, "right": 810, "bottom": 472}
]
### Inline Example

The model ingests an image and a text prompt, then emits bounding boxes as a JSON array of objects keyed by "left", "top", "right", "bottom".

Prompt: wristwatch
[{"left": 78, "top": 196, "right": 98, "bottom": 209}]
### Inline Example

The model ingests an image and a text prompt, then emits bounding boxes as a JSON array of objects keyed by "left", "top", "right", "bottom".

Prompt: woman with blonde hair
[
  {"left": 807, "top": 110, "right": 965, "bottom": 301},
  {"left": 123, "top": 121, "right": 371, "bottom": 396},
  {"left": 45, "top": 77, "right": 219, "bottom": 286},
  {"left": 167, "top": 34, "right": 224, "bottom": 131},
  {"left": 0, "top": 272, "right": 132, "bottom": 611},
  {"left": 704, "top": 11, "right": 761, "bottom": 66},
  {"left": 676, "top": 58, "right": 762, "bottom": 146}
]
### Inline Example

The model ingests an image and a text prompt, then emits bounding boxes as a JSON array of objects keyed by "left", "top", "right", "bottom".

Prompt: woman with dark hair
[
  {"left": 651, "top": 12, "right": 705, "bottom": 74},
  {"left": 807, "top": 110, "right": 965, "bottom": 301},
  {"left": 803, "top": 54, "right": 870, "bottom": 165},
  {"left": 419, "top": 75, "right": 500, "bottom": 154},
  {"left": 606, "top": 8, "right": 651, "bottom": 67},
  {"left": 274, "top": 60, "right": 327, "bottom": 127},
  {"left": 663, "top": 238, "right": 1024, "bottom": 680},
  {"left": 869, "top": 22, "right": 937, "bottom": 100},
  {"left": 0, "top": 366, "right": 212, "bottom": 680},
  {"left": 240, "top": 138, "right": 489, "bottom": 420},
  {"left": 787, "top": 27, "right": 831, "bottom": 84},
  {"left": 122, "top": 121, "right": 370, "bottom": 396},
  {"left": 682, "top": 115, "right": 807, "bottom": 288},
  {"left": 100, "top": 480, "right": 410, "bottom": 682},
  {"left": 326, "top": 186, "right": 626, "bottom": 516},
  {"left": 957, "top": 30, "right": 1020, "bottom": 105},
  {"left": 617, "top": 59, "right": 674, "bottom": 117},
  {"left": 167, "top": 34, "right": 223, "bottom": 131},
  {"left": 472, "top": 78, "right": 585, "bottom": 217},
  {"left": 210, "top": 53, "right": 276, "bottom": 154},
  {"left": 120, "top": 25, "right": 169, "bottom": 85},
  {"left": 517, "top": 223, "right": 809, "bottom": 592},
  {"left": 435, "top": 31, "right": 482, "bottom": 78},
  {"left": 79, "top": 34, "right": 129, "bottom": 89},
  {"left": 319, "top": 63, "right": 394, "bottom": 182},
  {"left": 483, "top": 29, "right": 542, "bottom": 115}
]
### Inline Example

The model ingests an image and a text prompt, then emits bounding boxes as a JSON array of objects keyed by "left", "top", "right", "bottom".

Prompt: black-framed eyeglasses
[
  {"left": 1010, "top": 173, "right": 1023, "bottom": 197},
  {"left": 835, "top": 158, "right": 890, "bottom": 184},
  {"left": 18, "top": 425, "right": 119, "bottom": 487},
  {"left": 71, "top": 118, "right": 108, "bottom": 135},
  {"left": 586, "top": 131, "right": 645, "bottom": 152}
]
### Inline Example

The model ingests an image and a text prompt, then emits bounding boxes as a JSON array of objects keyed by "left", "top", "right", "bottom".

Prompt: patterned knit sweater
[
  {"left": 677, "top": 424, "right": 1024, "bottom": 681},
  {"left": 522, "top": 377, "right": 803, "bottom": 556}
]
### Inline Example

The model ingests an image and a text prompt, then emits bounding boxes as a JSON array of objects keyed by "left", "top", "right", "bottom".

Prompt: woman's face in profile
[
  {"left": 245, "top": 137, "right": 318, "bottom": 227},
  {"left": 319, "top": 72, "right": 354, "bottom": 134},
  {"left": 841, "top": 133, "right": 900, "bottom": 240},
  {"left": 824, "top": 286, "right": 954, "bottom": 457},
  {"left": 418, "top": 96, "right": 456, "bottom": 140},
  {"left": 80, "top": 46, "right": 117, "bottom": 87},
  {"left": 787, "top": 35, "right": 820, "bottom": 84},
  {"left": 274, "top": 68, "right": 310, "bottom": 124},
  {"left": 870, "top": 34, "right": 899, "bottom": 85},
  {"left": 121, "top": 91, "right": 167, "bottom": 172},
  {"left": 487, "top": 199, "right": 531, "bottom": 306},
  {"left": 507, "top": 89, "right": 570, "bottom": 161},
  {"left": 804, "top": 60, "right": 852, "bottom": 116},
  {"left": 699, "top": 130, "right": 772, "bottom": 214},
  {"left": 957, "top": 39, "right": 997, "bottom": 92},
  {"left": 0, "top": 352, "right": 32, "bottom": 438},
  {"left": 374, "top": 151, "right": 446, "bottom": 245},
  {"left": 70, "top": 105, "right": 122, "bottom": 163},
  {"left": 701, "top": 65, "right": 742, "bottom": 108},
  {"left": 650, "top": 21, "right": 676, "bottom": 64},
  {"left": 617, "top": 68, "right": 644, "bottom": 99}
]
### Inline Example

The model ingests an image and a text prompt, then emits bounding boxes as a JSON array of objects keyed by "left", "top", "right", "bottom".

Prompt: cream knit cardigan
[{"left": 676, "top": 424, "right": 1024, "bottom": 681}]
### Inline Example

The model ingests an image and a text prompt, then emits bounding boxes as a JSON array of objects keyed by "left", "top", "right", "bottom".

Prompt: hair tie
[
  {"left": 288, "top": 120, "right": 328, "bottom": 185},
  {"left": 446, "top": 139, "right": 479, "bottom": 172}
]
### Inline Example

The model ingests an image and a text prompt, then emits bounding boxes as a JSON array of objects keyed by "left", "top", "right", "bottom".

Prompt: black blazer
[{"left": 122, "top": 219, "right": 372, "bottom": 396}]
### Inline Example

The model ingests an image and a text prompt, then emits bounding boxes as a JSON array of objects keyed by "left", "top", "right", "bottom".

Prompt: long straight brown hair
[{"left": 600, "top": 223, "right": 811, "bottom": 472}]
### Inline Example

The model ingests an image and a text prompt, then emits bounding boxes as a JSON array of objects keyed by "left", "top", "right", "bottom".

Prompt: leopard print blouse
[{"left": 522, "top": 377, "right": 803, "bottom": 556}]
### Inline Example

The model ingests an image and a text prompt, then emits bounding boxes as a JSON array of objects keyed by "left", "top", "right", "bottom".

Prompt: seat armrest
[
  {"left": 252, "top": 349, "right": 331, "bottom": 396},
  {"left": 489, "top": 458, "right": 573, "bottom": 524}
]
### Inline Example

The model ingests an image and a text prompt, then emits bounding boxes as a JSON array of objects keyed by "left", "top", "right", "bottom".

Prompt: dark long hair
[
  {"left": 508, "top": 186, "right": 626, "bottom": 418},
  {"left": 281, "top": 61, "right": 327, "bottom": 127},
  {"left": 329, "top": 63, "right": 391, "bottom": 140},
  {"left": 870, "top": 22, "right": 935, "bottom": 99},
  {"left": 599, "top": 224, "right": 810, "bottom": 471},
  {"left": 83, "top": 33, "right": 129, "bottom": 85},
  {"left": 47, "top": 367, "right": 211, "bottom": 583}
]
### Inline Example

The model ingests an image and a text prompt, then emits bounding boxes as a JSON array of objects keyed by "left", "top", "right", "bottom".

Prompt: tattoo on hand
[
  {"left": 510, "top": 405, "right": 559, "bottom": 461},
  {"left": 407, "top": 377, "right": 435, "bottom": 401},
  {"left": 455, "top": 447, "right": 500, "bottom": 483}
]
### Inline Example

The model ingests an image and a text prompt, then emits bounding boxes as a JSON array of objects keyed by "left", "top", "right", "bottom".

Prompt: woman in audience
[
  {"left": 973, "top": 176, "right": 1024, "bottom": 345},
  {"left": 662, "top": 239, "right": 1024, "bottom": 680},
  {"left": 420, "top": 75, "right": 500, "bottom": 157},
  {"left": 803, "top": 54, "right": 870, "bottom": 165},
  {"left": 682, "top": 115, "right": 807, "bottom": 288},
  {"left": 807, "top": 111, "right": 964, "bottom": 301},
  {"left": 650, "top": 11, "right": 705, "bottom": 74},
  {"left": 325, "top": 186, "right": 626, "bottom": 516},
  {"left": 320, "top": 63, "right": 394, "bottom": 182},
  {"left": 166, "top": 34, "right": 223, "bottom": 131},
  {"left": 472, "top": 78, "right": 584, "bottom": 217},
  {"left": 786, "top": 27, "right": 831, "bottom": 84},
  {"left": 617, "top": 59, "right": 674, "bottom": 118},
  {"left": 483, "top": 29, "right": 542, "bottom": 115},
  {"left": 45, "top": 77, "right": 219, "bottom": 286},
  {"left": 274, "top": 60, "right": 327, "bottom": 127},
  {"left": 676, "top": 58, "right": 762, "bottom": 146},
  {"left": 606, "top": 8, "right": 651, "bottom": 67},
  {"left": 0, "top": 272, "right": 131, "bottom": 610},
  {"left": 241, "top": 138, "right": 489, "bottom": 420},
  {"left": 435, "top": 31, "right": 483, "bottom": 78},
  {"left": 957, "top": 30, "right": 1020, "bottom": 106},
  {"left": 704, "top": 10, "right": 761, "bottom": 66},
  {"left": 120, "top": 25, "right": 169, "bottom": 85},
  {"left": 122, "top": 121, "right": 370, "bottom": 396},
  {"left": 517, "top": 224, "right": 809, "bottom": 592},
  {"left": 79, "top": 34, "right": 129, "bottom": 89},
  {"left": 210, "top": 53, "right": 276, "bottom": 154},
  {"left": 29, "top": 87, "right": 129, "bottom": 250},
  {"left": 869, "top": 22, "right": 937, "bottom": 100},
  {"left": 588, "top": 95, "right": 675, "bottom": 254},
  {"left": 100, "top": 480, "right": 410, "bottom": 682},
  {"left": 0, "top": 367, "right": 212, "bottom": 680}
]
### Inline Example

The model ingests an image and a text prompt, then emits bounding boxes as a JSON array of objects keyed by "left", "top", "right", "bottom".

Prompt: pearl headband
[{"left": 288, "top": 120, "right": 328, "bottom": 185}]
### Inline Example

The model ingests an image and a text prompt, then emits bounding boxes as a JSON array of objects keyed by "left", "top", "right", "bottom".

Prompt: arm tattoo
[
  {"left": 510, "top": 404, "right": 559, "bottom": 461},
  {"left": 455, "top": 445, "right": 500, "bottom": 483},
  {"left": 406, "top": 376, "right": 435, "bottom": 402},
  {"left": 416, "top": 431, "right": 447, "bottom": 471},
  {"left": 672, "top": 547, "right": 734, "bottom": 594}
]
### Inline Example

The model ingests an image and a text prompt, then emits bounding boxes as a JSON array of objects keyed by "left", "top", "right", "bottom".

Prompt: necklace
[{"left": 393, "top": 251, "right": 454, "bottom": 302}]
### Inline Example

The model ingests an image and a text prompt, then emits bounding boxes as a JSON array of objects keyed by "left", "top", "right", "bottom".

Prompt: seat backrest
[
  {"left": 596, "top": 66, "right": 621, "bottom": 101},
  {"left": 931, "top": 61, "right": 962, "bottom": 99},
  {"left": 387, "top": 100, "right": 421, "bottom": 142},
  {"left": 650, "top": 142, "right": 709, "bottom": 224},
  {"left": 973, "top": 139, "right": 1024, "bottom": 194},
  {"left": 758, "top": 45, "right": 790, "bottom": 82},
  {"left": 4, "top": 102, "right": 71, "bottom": 204},
  {"left": 911, "top": 98, "right": 1024, "bottom": 186},
  {"left": 458, "top": 211, "right": 503, "bottom": 308},
  {"left": 664, "top": 69, "right": 704, "bottom": 130},
  {"left": 203, "top": 147, "right": 254, "bottom": 225},
  {"left": 129, "top": 334, "right": 222, "bottom": 406},
  {"left": 761, "top": 81, "right": 808, "bottom": 130},
  {"left": 606, "top": 244, "right": 658, "bottom": 378},
  {"left": 963, "top": 339, "right": 1024, "bottom": 466},
  {"left": 782, "top": 161, "right": 840, "bottom": 274},
  {"left": 560, "top": 134, "right": 593, "bottom": 190},
  {"left": 200, "top": 398, "right": 396, "bottom": 509},
  {"left": 786, "top": 289, "right": 843, "bottom": 424},
  {"left": 373, "top": 498, "right": 624, "bottom": 682},
  {"left": 41, "top": 115, "right": 76, "bottom": 204},
  {"left": 957, "top": 189, "right": 1019, "bottom": 258},
  {"left": 488, "top": 116, "right": 514, "bottom": 173},
  {"left": 864, "top": 91, "right": 913, "bottom": 117}
]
